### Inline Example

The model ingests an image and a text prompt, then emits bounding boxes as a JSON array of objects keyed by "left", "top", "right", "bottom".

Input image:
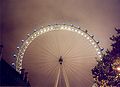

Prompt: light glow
[
  {"left": 117, "top": 67, "right": 120, "bottom": 71},
  {"left": 97, "top": 51, "right": 101, "bottom": 54},
  {"left": 81, "top": 33, "right": 84, "bottom": 35},
  {"left": 31, "top": 36, "right": 33, "bottom": 39},
  {"left": 75, "top": 29, "right": 77, "bottom": 32},
  {"left": 87, "top": 37, "right": 89, "bottom": 39},
  {"left": 92, "top": 42, "right": 95, "bottom": 45},
  {"left": 78, "top": 31, "right": 81, "bottom": 34},
  {"left": 37, "top": 32, "right": 40, "bottom": 34},
  {"left": 26, "top": 41, "right": 28, "bottom": 44},
  {"left": 84, "top": 35, "right": 87, "bottom": 37}
]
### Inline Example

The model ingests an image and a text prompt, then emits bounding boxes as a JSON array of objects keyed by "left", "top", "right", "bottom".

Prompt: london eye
[{"left": 13, "top": 24, "right": 103, "bottom": 87}]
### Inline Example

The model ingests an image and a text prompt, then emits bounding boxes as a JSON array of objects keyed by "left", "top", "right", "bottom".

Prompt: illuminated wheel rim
[{"left": 13, "top": 24, "right": 103, "bottom": 87}]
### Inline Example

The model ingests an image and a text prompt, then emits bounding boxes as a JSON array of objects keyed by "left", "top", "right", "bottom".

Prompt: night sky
[{"left": 1, "top": 0, "right": 120, "bottom": 86}]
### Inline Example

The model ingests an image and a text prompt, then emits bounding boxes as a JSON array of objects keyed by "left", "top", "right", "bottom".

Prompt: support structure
[{"left": 54, "top": 56, "right": 70, "bottom": 87}]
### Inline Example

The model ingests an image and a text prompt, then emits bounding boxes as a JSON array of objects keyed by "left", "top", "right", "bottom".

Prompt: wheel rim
[{"left": 13, "top": 24, "right": 103, "bottom": 87}]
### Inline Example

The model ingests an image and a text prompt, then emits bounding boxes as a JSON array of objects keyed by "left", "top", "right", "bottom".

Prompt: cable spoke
[
  {"left": 62, "top": 33, "right": 77, "bottom": 57},
  {"left": 22, "top": 25, "right": 102, "bottom": 87},
  {"left": 64, "top": 62, "right": 92, "bottom": 85}
]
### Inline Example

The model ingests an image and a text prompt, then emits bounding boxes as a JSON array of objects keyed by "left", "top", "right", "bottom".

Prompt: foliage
[{"left": 92, "top": 28, "right": 120, "bottom": 87}]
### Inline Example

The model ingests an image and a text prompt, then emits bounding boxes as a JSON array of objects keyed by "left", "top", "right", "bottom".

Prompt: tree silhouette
[{"left": 92, "top": 28, "right": 120, "bottom": 87}]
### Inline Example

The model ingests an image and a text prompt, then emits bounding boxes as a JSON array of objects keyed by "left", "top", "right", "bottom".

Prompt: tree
[{"left": 92, "top": 28, "right": 120, "bottom": 87}]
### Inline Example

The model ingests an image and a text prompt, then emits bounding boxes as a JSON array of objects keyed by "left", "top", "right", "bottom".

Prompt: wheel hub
[{"left": 59, "top": 56, "right": 63, "bottom": 65}]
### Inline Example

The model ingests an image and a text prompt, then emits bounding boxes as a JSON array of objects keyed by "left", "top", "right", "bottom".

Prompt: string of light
[{"left": 12, "top": 24, "right": 103, "bottom": 73}]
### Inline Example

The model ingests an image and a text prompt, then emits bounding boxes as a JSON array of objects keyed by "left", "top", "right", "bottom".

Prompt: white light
[
  {"left": 34, "top": 29, "right": 37, "bottom": 32},
  {"left": 117, "top": 67, "right": 120, "bottom": 71},
  {"left": 100, "top": 47, "right": 104, "bottom": 51},
  {"left": 117, "top": 66, "right": 120, "bottom": 71},
  {"left": 61, "top": 26, "right": 64, "bottom": 29},
  {"left": 21, "top": 40, "right": 24, "bottom": 42},
  {"left": 41, "top": 30, "right": 43, "bottom": 33},
  {"left": 78, "top": 26, "right": 80, "bottom": 29},
  {"left": 31, "top": 36, "right": 33, "bottom": 39},
  {"left": 71, "top": 29, "right": 74, "bottom": 31},
  {"left": 51, "top": 26, "right": 53, "bottom": 30},
  {"left": 20, "top": 55, "right": 23, "bottom": 58},
  {"left": 64, "top": 26, "right": 67, "bottom": 29},
  {"left": 91, "top": 35, "right": 94, "bottom": 38},
  {"left": 87, "top": 37, "right": 89, "bottom": 39},
  {"left": 99, "top": 55, "right": 102, "bottom": 58},
  {"left": 97, "top": 51, "right": 101, "bottom": 54},
  {"left": 23, "top": 49, "right": 26, "bottom": 52},
  {"left": 12, "top": 63, "right": 15, "bottom": 66},
  {"left": 17, "top": 47, "right": 20, "bottom": 49},
  {"left": 21, "top": 52, "right": 24, "bottom": 55},
  {"left": 26, "top": 41, "right": 28, "bottom": 44},
  {"left": 96, "top": 41, "right": 99, "bottom": 44},
  {"left": 75, "top": 29, "right": 77, "bottom": 32},
  {"left": 47, "top": 28, "right": 50, "bottom": 31},
  {"left": 78, "top": 31, "right": 81, "bottom": 34},
  {"left": 52, "top": 26, "right": 55, "bottom": 30},
  {"left": 84, "top": 35, "right": 87, "bottom": 37},
  {"left": 70, "top": 24, "right": 73, "bottom": 26},
  {"left": 37, "top": 32, "right": 39, "bottom": 34},
  {"left": 92, "top": 42, "right": 94, "bottom": 44},
  {"left": 94, "top": 45, "right": 97, "bottom": 48},
  {"left": 19, "top": 59, "right": 22, "bottom": 62},
  {"left": 68, "top": 27, "right": 71, "bottom": 30},
  {"left": 27, "top": 34, "right": 30, "bottom": 37},
  {"left": 34, "top": 34, "right": 36, "bottom": 36},
  {"left": 89, "top": 40, "right": 92, "bottom": 42},
  {"left": 96, "top": 48, "right": 99, "bottom": 51},
  {"left": 44, "top": 29, "right": 46, "bottom": 32},
  {"left": 81, "top": 33, "right": 84, "bottom": 35},
  {"left": 13, "top": 54, "right": 17, "bottom": 57}
]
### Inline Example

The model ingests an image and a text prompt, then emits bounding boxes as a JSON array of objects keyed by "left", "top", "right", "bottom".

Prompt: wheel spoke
[{"left": 21, "top": 24, "right": 102, "bottom": 87}]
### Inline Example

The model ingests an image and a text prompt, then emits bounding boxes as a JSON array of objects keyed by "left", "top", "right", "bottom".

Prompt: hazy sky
[{"left": 1, "top": 0, "right": 120, "bottom": 86}]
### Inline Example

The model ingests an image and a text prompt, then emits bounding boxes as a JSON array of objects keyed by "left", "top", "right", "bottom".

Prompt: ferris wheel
[{"left": 13, "top": 24, "right": 103, "bottom": 87}]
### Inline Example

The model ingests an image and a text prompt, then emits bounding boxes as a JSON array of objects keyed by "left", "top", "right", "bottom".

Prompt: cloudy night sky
[{"left": 1, "top": 0, "right": 120, "bottom": 86}]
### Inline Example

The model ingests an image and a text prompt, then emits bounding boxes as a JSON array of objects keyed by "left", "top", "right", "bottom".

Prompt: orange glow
[{"left": 117, "top": 66, "right": 120, "bottom": 71}]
